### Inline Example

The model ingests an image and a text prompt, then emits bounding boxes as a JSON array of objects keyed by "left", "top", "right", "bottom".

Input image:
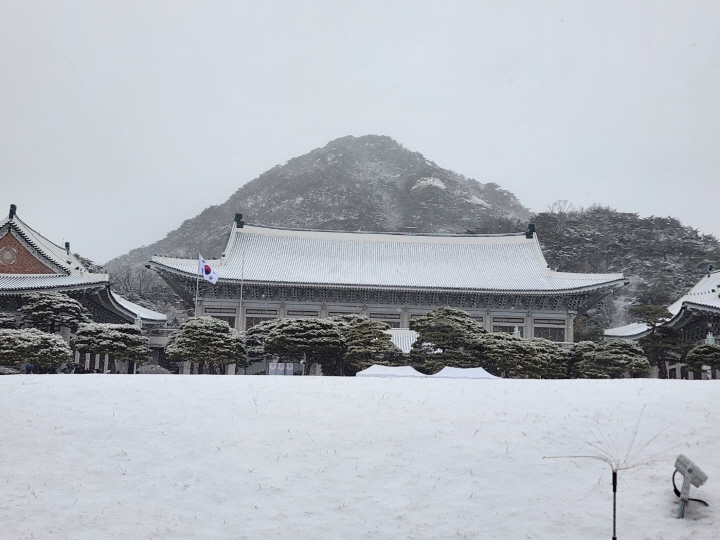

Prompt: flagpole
[{"left": 194, "top": 252, "right": 201, "bottom": 318}]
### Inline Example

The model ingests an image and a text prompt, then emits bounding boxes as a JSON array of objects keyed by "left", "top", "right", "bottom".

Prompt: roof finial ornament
[
  {"left": 9, "top": 204, "right": 16, "bottom": 220},
  {"left": 708, "top": 264, "right": 714, "bottom": 277},
  {"left": 234, "top": 213, "right": 245, "bottom": 228},
  {"left": 525, "top": 223, "right": 536, "bottom": 239}
]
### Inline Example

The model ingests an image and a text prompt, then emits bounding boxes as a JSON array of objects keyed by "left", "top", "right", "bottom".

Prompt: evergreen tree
[
  {"left": 74, "top": 323, "right": 151, "bottom": 366},
  {"left": 638, "top": 327, "right": 688, "bottom": 379},
  {"left": 0, "top": 328, "right": 72, "bottom": 372},
  {"left": 529, "top": 338, "right": 570, "bottom": 379},
  {"left": 685, "top": 344, "right": 720, "bottom": 378},
  {"left": 165, "top": 317, "right": 247, "bottom": 373},
  {"left": 575, "top": 339, "right": 650, "bottom": 379},
  {"left": 568, "top": 341, "right": 597, "bottom": 378},
  {"left": 478, "top": 332, "right": 541, "bottom": 378},
  {"left": 409, "top": 306, "right": 487, "bottom": 374},
  {"left": 339, "top": 317, "right": 405, "bottom": 375},
  {"left": 20, "top": 292, "right": 90, "bottom": 333},
  {"left": 245, "top": 318, "right": 287, "bottom": 360},
  {"left": 262, "top": 318, "right": 344, "bottom": 375},
  {"left": 0, "top": 313, "right": 18, "bottom": 329}
]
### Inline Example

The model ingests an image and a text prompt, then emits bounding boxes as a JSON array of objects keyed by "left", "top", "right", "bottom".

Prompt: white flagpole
[
  {"left": 194, "top": 253, "right": 201, "bottom": 318},
  {"left": 239, "top": 251, "right": 245, "bottom": 330}
]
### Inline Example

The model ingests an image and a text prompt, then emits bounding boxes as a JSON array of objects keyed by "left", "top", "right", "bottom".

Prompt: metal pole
[
  {"left": 612, "top": 470, "right": 617, "bottom": 540},
  {"left": 194, "top": 253, "right": 201, "bottom": 318}
]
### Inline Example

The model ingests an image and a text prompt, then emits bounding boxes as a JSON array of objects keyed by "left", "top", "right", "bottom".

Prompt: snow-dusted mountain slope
[
  {"left": 1, "top": 376, "right": 717, "bottom": 539},
  {"left": 106, "top": 135, "right": 530, "bottom": 269}
]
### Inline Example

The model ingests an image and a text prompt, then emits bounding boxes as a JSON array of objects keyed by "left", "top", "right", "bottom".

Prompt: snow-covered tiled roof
[
  {"left": 110, "top": 291, "right": 167, "bottom": 322},
  {"left": 0, "top": 273, "right": 108, "bottom": 293},
  {"left": 605, "top": 269, "right": 720, "bottom": 338},
  {"left": 151, "top": 225, "right": 625, "bottom": 293},
  {"left": 0, "top": 211, "right": 92, "bottom": 275}
]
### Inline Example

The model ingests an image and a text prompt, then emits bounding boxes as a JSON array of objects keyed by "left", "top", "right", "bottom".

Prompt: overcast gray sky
[{"left": 2, "top": 1, "right": 719, "bottom": 263}]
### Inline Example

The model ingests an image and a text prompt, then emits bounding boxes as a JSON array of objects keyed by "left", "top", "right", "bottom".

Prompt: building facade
[{"left": 150, "top": 215, "right": 626, "bottom": 343}]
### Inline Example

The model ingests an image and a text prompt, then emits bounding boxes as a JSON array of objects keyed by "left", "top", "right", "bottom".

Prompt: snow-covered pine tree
[
  {"left": 0, "top": 313, "right": 18, "bottom": 329},
  {"left": 575, "top": 339, "right": 650, "bottom": 379},
  {"left": 529, "top": 337, "right": 570, "bottom": 379},
  {"left": 165, "top": 316, "right": 247, "bottom": 373},
  {"left": 568, "top": 341, "right": 598, "bottom": 378},
  {"left": 478, "top": 332, "right": 541, "bottom": 378},
  {"left": 338, "top": 317, "right": 405, "bottom": 375},
  {"left": 245, "top": 318, "right": 289, "bottom": 361},
  {"left": 262, "top": 318, "right": 344, "bottom": 375},
  {"left": 74, "top": 323, "right": 151, "bottom": 368},
  {"left": 20, "top": 292, "right": 90, "bottom": 333},
  {"left": 409, "top": 306, "right": 487, "bottom": 374},
  {"left": 0, "top": 328, "right": 72, "bottom": 372},
  {"left": 684, "top": 344, "right": 720, "bottom": 377}
]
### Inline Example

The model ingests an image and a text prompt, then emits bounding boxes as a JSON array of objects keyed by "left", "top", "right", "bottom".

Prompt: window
[
  {"left": 492, "top": 325, "right": 524, "bottom": 337},
  {"left": 210, "top": 316, "right": 235, "bottom": 327},
  {"left": 246, "top": 309, "right": 278, "bottom": 315},
  {"left": 534, "top": 327, "right": 565, "bottom": 342},
  {"left": 286, "top": 310, "right": 319, "bottom": 317},
  {"left": 492, "top": 317, "right": 524, "bottom": 324},
  {"left": 533, "top": 318, "right": 565, "bottom": 326}
]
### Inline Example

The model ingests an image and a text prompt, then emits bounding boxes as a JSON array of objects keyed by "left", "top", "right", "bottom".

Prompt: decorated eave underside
[
  {"left": 150, "top": 224, "right": 626, "bottom": 303},
  {"left": 157, "top": 270, "right": 613, "bottom": 314}
]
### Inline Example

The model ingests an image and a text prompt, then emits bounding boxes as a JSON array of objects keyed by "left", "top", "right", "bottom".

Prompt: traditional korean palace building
[
  {"left": 150, "top": 215, "right": 626, "bottom": 343},
  {"left": 606, "top": 267, "right": 720, "bottom": 345},
  {"left": 0, "top": 204, "right": 166, "bottom": 331}
]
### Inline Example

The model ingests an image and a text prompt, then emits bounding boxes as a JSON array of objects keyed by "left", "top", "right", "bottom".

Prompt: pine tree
[
  {"left": 262, "top": 318, "right": 344, "bottom": 375},
  {"left": 165, "top": 317, "right": 247, "bottom": 372},
  {"left": 575, "top": 339, "right": 650, "bottom": 379},
  {"left": 685, "top": 344, "right": 720, "bottom": 378},
  {"left": 409, "top": 306, "right": 487, "bottom": 374},
  {"left": 529, "top": 338, "right": 569, "bottom": 379},
  {"left": 338, "top": 317, "right": 405, "bottom": 375},
  {"left": 0, "top": 328, "right": 72, "bottom": 372},
  {"left": 568, "top": 341, "right": 597, "bottom": 378},
  {"left": 74, "top": 323, "right": 151, "bottom": 366},
  {"left": 20, "top": 292, "right": 90, "bottom": 333},
  {"left": 0, "top": 313, "right": 18, "bottom": 329},
  {"left": 478, "top": 332, "right": 541, "bottom": 378}
]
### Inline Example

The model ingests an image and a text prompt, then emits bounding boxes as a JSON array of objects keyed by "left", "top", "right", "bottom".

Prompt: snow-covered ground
[{"left": 0, "top": 376, "right": 717, "bottom": 540}]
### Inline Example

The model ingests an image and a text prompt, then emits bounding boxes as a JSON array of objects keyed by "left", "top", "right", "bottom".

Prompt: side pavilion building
[
  {"left": 150, "top": 215, "right": 626, "bottom": 344},
  {"left": 606, "top": 267, "right": 720, "bottom": 345},
  {"left": 0, "top": 204, "right": 166, "bottom": 332}
]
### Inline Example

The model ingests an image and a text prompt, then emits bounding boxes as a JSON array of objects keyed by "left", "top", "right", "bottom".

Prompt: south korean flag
[{"left": 198, "top": 254, "right": 220, "bottom": 284}]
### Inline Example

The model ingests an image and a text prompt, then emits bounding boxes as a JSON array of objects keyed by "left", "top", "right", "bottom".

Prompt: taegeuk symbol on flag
[{"left": 198, "top": 254, "right": 220, "bottom": 284}]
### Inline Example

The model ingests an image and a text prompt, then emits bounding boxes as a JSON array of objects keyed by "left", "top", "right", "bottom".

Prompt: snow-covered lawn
[{"left": 0, "top": 376, "right": 717, "bottom": 540}]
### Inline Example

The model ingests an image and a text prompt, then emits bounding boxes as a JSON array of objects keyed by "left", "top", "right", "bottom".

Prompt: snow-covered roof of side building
[
  {"left": 0, "top": 206, "right": 166, "bottom": 324},
  {"left": 110, "top": 291, "right": 167, "bottom": 322},
  {"left": 605, "top": 269, "right": 720, "bottom": 339},
  {"left": 385, "top": 329, "right": 419, "bottom": 354},
  {"left": 151, "top": 224, "right": 625, "bottom": 294}
]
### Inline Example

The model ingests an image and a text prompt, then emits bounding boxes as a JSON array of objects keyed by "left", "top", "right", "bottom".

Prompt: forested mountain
[
  {"left": 106, "top": 135, "right": 530, "bottom": 269},
  {"left": 532, "top": 205, "right": 720, "bottom": 333}
]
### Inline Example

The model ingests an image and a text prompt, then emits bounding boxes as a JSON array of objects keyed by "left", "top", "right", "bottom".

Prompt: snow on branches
[
  {"left": 74, "top": 323, "right": 151, "bottom": 364},
  {"left": 165, "top": 316, "right": 246, "bottom": 367},
  {"left": 0, "top": 328, "right": 72, "bottom": 371}
]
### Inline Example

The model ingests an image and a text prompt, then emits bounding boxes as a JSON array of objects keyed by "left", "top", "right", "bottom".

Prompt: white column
[
  {"left": 74, "top": 350, "right": 80, "bottom": 364},
  {"left": 103, "top": 354, "right": 109, "bottom": 373},
  {"left": 226, "top": 364, "right": 236, "bottom": 375},
  {"left": 94, "top": 354, "right": 100, "bottom": 370},
  {"left": 84, "top": 353, "right": 91, "bottom": 370}
]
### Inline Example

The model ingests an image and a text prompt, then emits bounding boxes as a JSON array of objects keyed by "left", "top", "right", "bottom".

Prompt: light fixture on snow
[{"left": 673, "top": 454, "right": 708, "bottom": 518}]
